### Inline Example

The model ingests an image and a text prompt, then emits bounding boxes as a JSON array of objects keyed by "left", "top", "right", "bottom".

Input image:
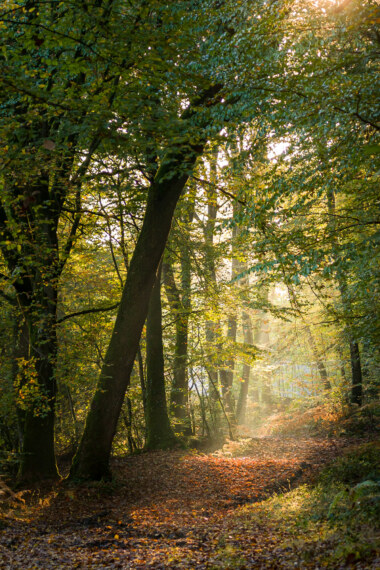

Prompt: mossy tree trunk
[
  {"left": 1, "top": 175, "right": 63, "bottom": 482},
  {"left": 18, "top": 289, "right": 59, "bottom": 481}
]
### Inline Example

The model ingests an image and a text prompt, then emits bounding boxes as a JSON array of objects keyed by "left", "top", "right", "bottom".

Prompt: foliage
[
  {"left": 219, "top": 441, "right": 380, "bottom": 568},
  {"left": 0, "top": 0, "right": 378, "bottom": 485},
  {"left": 0, "top": 435, "right": 351, "bottom": 568},
  {"left": 321, "top": 441, "right": 380, "bottom": 485}
]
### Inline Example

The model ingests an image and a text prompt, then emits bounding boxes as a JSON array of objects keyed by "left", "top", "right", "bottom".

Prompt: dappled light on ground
[{"left": 0, "top": 436, "right": 360, "bottom": 569}]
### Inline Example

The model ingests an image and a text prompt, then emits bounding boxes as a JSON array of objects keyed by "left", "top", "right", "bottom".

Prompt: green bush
[
  {"left": 223, "top": 441, "right": 380, "bottom": 567},
  {"left": 320, "top": 442, "right": 380, "bottom": 485}
]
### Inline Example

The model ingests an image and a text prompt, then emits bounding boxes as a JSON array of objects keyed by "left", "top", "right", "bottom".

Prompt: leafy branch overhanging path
[{"left": 0, "top": 437, "right": 354, "bottom": 569}]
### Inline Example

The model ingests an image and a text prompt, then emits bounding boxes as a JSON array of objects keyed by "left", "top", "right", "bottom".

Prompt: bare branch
[{"left": 58, "top": 303, "right": 119, "bottom": 324}]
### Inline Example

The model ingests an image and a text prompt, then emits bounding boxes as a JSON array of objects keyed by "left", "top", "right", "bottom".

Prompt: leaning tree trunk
[
  {"left": 69, "top": 167, "right": 190, "bottom": 479},
  {"left": 145, "top": 263, "right": 178, "bottom": 450},
  {"left": 69, "top": 87, "right": 222, "bottom": 480}
]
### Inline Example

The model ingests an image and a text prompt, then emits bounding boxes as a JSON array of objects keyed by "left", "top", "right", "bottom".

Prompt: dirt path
[{"left": 0, "top": 437, "right": 352, "bottom": 568}]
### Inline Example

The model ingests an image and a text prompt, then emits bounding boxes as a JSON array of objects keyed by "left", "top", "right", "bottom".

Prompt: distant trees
[{"left": 0, "top": 0, "right": 378, "bottom": 482}]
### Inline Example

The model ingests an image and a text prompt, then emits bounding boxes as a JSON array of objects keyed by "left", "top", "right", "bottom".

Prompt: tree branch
[
  {"left": 191, "top": 175, "right": 246, "bottom": 205},
  {"left": 58, "top": 303, "right": 119, "bottom": 324}
]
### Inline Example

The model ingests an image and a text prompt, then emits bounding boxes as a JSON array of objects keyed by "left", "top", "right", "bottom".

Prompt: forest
[{"left": 0, "top": 0, "right": 379, "bottom": 568}]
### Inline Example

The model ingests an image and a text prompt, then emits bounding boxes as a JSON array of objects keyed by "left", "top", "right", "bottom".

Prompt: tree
[
  {"left": 144, "top": 262, "right": 178, "bottom": 450},
  {"left": 70, "top": 0, "right": 291, "bottom": 479},
  {"left": 69, "top": 87, "right": 223, "bottom": 480},
  {"left": 0, "top": 1, "right": 113, "bottom": 480}
]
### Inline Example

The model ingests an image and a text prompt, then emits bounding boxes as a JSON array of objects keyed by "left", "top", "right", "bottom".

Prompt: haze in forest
[{"left": 0, "top": 1, "right": 379, "bottom": 566}]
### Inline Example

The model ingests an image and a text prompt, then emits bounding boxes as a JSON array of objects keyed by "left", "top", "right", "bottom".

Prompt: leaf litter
[{"left": 0, "top": 436, "right": 372, "bottom": 568}]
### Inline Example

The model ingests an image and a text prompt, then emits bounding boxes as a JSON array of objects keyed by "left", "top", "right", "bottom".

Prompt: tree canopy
[{"left": 0, "top": 0, "right": 379, "bottom": 484}]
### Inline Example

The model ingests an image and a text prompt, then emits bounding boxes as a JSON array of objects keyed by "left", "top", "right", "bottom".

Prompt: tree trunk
[
  {"left": 219, "top": 315, "right": 237, "bottom": 420},
  {"left": 69, "top": 173, "right": 188, "bottom": 478},
  {"left": 203, "top": 166, "right": 222, "bottom": 417},
  {"left": 11, "top": 317, "right": 29, "bottom": 451},
  {"left": 338, "top": 345, "right": 347, "bottom": 382},
  {"left": 69, "top": 85, "right": 222, "bottom": 479},
  {"left": 327, "top": 189, "right": 363, "bottom": 406},
  {"left": 163, "top": 259, "right": 191, "bottom": 434},
  {"left": 253, "top": 290, "right": 271, "bottom": 407},
  {"left": 305, "top": 325, "right": 331, "bottom": 391},
  {"left": 63, "top": 384, "right": 79, "bottom": 446},
  {"left": 123, "top": 398, "right": 136, "bottom": 454},
  {"left": 17, "top": 287, "right": 59, "bottom": 482},
  {"left": 350, "top": 341, "right": 363, "bottom": 406},
  {"left": 219, "top": 224, "right": 241, "bottom": 422},
  {"left": 136, "top": 345, "right": 147, "bottom": 421},
  {"left": 175, "top": 208, "right": 194, "bottom": 435},
  {"left": 145, "top": 263, "right": 177, "bottom": 450},
  {"left": 236, "top": 311, "right": 253, "bottom": 424}
]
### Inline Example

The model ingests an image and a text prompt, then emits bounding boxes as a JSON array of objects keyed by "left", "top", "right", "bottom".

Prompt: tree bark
[
  {"left": 163, "top": 259, "right": 191, "bottom": 433},
  {"left": 236, "top": 311, "right": 253, "bottom": 424},
  {"left": 70, "top": 86, "right": 222, "bottom": 480},
  {"left": 145, "top": 263, "right": 178, "bottom": 450},
  {"left": 305, "top": 325, "right": 331, "bottom": 391}
]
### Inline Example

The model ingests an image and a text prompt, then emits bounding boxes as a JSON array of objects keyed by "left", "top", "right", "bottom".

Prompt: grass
[{"left": 216, "top": 441, "right": 380, "bottom": 568}]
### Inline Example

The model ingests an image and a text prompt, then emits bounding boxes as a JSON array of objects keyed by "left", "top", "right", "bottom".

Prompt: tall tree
[
  {"left": 0, "top": 1, "right": 124, "bottom": 480},
  {"left": 69, "top": 86, "right": 224, "bottom": 480},
  {"left": 70, "top": 0, "right": 291, "bottom": 478},
  {"left": 144, "top": 262, "right": 178, "bottom": 450}
]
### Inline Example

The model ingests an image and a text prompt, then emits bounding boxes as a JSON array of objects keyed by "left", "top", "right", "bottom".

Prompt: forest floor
[{"left": 0, "top": 435, "right": 379, "bottom": 569}]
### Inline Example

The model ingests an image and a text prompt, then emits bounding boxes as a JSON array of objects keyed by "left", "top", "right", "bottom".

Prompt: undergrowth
[
  {"left": 217, "top": 441, "right": 380, "bottom": 568},
  {"left": 257, "top": 399, "right": 380, "bottom": 438}
]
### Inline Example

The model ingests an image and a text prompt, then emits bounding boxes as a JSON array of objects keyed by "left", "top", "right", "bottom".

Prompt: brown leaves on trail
[
  {"left": 0, "top": 478, "right": 24, "bottom": 506},
  {"left": 0, "top": 437, "right": 349, "bottom": 569}
]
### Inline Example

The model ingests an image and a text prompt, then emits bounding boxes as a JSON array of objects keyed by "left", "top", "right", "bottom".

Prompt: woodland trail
[{"left": 0, "top": 437, "right": 368, "bottom": 569}]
